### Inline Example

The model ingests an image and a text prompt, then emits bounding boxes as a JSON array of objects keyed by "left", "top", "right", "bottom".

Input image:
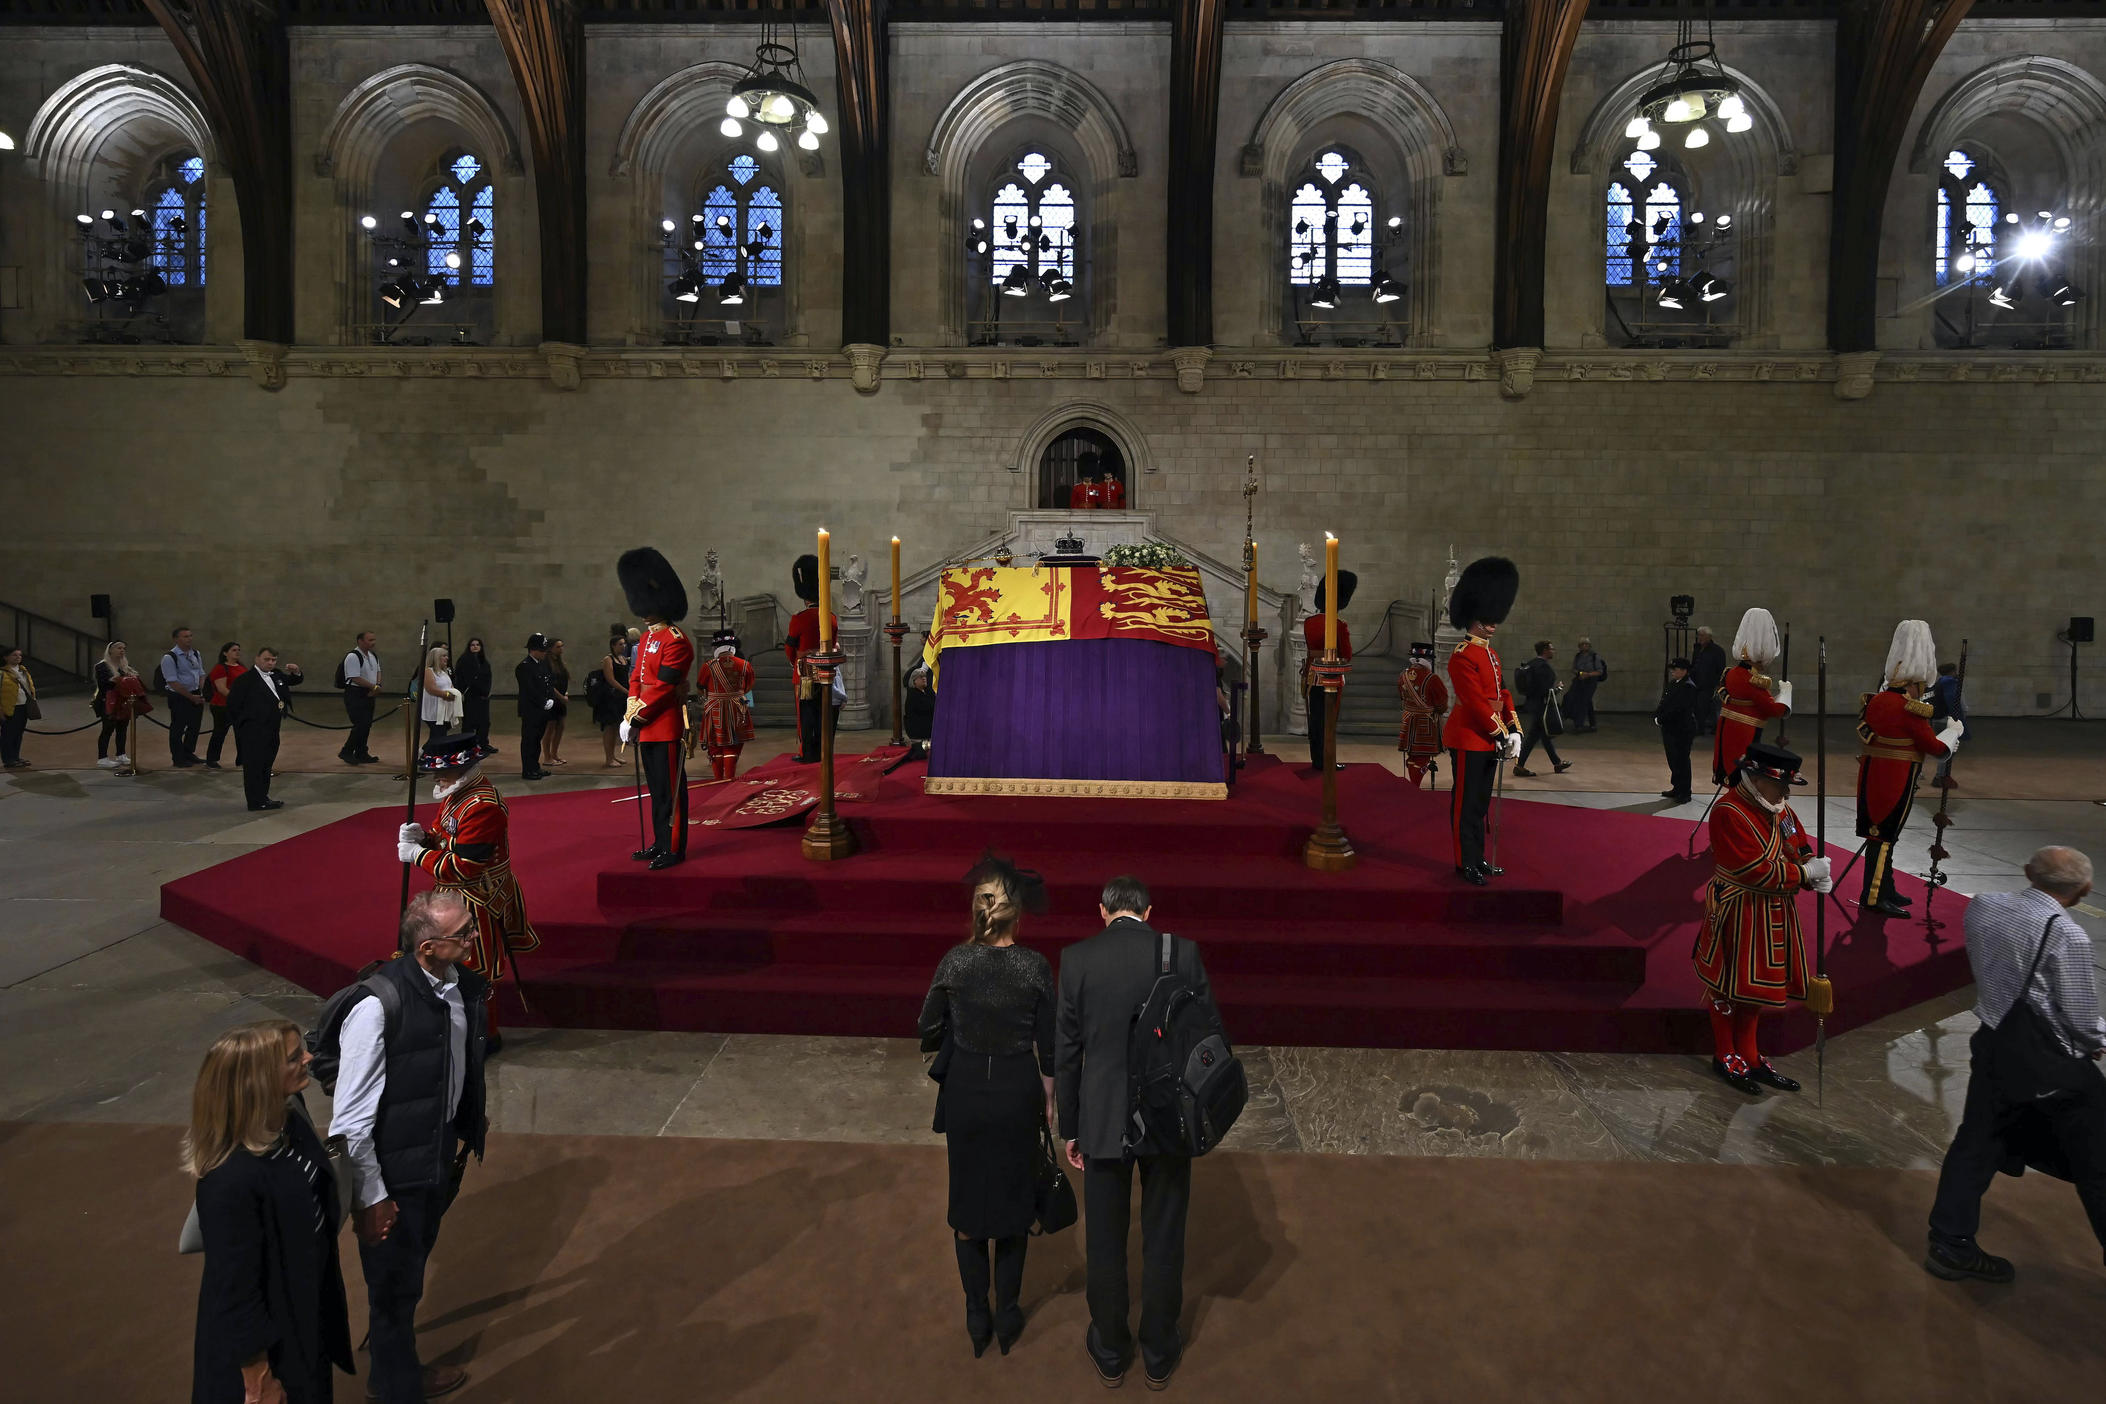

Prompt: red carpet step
[{"left": 160, "top": 753, "right": 1968, "bottom": 1054}]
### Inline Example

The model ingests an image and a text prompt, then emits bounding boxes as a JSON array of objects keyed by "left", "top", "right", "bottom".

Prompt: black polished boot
[
  {"left": 1712, "top": 1055, "right": 1763, "bottom": 1096},
  {"left": 992, "top": 1236, "right": 1027, "bottom": 1354},
  {"left": 955, "top": 1237, "right": 993, "bottom": 1358},
  {"left": 1748, "top": 1060, "right": 1801, "bottom": 1093},
  {"left": 631, "top": 844, "right": 664, "bottom": 863}
]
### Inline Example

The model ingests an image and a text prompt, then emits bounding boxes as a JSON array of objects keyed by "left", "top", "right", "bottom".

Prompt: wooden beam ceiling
[
  {"left": 827, "top": 0, "right": 891, "bottom": 347},
  {"left": 1493, "top": 0, "right": 1588, "bottom": 351},
  {"left": 487, "top": 0, "right": 589, "bottom": 344},
  {"left": 1167, "top": 0, "right": 1227, "bottom": 347}
]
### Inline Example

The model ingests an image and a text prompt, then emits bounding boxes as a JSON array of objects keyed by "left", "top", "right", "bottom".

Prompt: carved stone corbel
[
  {"left": 845, "top": 342, "right": 886, "bottom": 393},
  {"left": 1170, "top": 346, "right": 1211, "bottom": 394},
  {"left": 1833, "top": 350, "right": 1880, "bottom": 402},
  {"left": 1493, "top": 346, "right": 1541, "bottom": 400},
  {"left": 540, "top": 341, "right": 586, "bottom": 391},
  {"left": 238, "top": 340, "right": 288, "bottom": 391}
]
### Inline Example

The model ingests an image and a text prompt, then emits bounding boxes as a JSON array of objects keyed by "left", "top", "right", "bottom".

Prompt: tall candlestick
[
  {"left": 1323, "top": 533, "right": 1339, "bottom": 653},
  {"left": 817, "top": 527, "right": 833, "bottom": 645},
  {"left": 890, "top": 536, "right": 902, "bottom": 624},
  {"left": 1245, "top": 541, "right": 1258, "bottom": 627}
]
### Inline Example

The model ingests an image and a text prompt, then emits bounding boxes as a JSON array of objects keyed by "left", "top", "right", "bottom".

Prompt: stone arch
[
  {"left": 1570, "top": 63, "right": 1796, "bottom": 346},
  {"left": 315, "top": 65, "right": 524, "bottom": 346},
  {"left": 611, "top": 63, "right": 813, "bottom": 346},
  {"left": 1242, "top": 59, "right": 1465, "bottom": 347},
  {"left": 1010, "top": 400, "right": 1157, "bottom": 499},
  {"left": 24, "top": 64, "right": 216, "bottom": 208},
  {"left": 927, "top": 61, "right": 1137, "bottom": 346}
]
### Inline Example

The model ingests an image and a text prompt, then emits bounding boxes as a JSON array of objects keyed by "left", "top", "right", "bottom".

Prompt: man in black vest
[
  {"left": 334, "top": 891, "right": 489, "bottom": 1402},
  {"left": 1055, "top": 875, "right": 1212, "bottom": 1391}
]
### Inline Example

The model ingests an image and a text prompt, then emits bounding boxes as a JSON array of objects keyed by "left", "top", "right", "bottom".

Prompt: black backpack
[
  {"left": 1124, "top": 932, "right": 1246, "bottom": 1158},
  {"left": 305, "top": 961, "right": 404, "bottom": 1095},
  {"left": 151, "top": 654, "right": 169, "bottom": 694},
  {"left": 332, "top": 654, "right": 349, "bottom": 690}
]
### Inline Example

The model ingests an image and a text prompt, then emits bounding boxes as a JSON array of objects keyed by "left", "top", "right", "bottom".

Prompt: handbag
[
  {"left": 179, "top": 1095, "right": 354, "bottom": 1254},
  {"left": 1031, "top": 1122, "right": 1078, "bottom": 1236},
  {"left": 1984, "top": 916, "right": 2098, "bottom": 1102},
  {"left": 19, "top": 695, "right": 39, "bottom": 721}
]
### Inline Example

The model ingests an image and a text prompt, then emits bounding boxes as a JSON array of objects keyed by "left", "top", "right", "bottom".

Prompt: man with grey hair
[{"left": 1926, "top": 846, "right": 2106, "bottom": 1284}]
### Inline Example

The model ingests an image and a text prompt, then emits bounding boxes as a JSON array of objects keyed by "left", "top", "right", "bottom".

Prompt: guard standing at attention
[
  {"left": 1443, "top": 557, "right": 1520, "bottom": 885},
  {"left": 1712, "top": 607, "right": 1793, "bottom": 786},
  {"left": 1302, "top": 569, "right": 1357, "bottom": 772},
  {"left": 1856, "top": 620, "right": 1964, "bottom": 917},
  {"left": 1692, "top": 742, "right": 1831, "bottom": 1095},
  {"left": 784, "top": 554, "right": 838, "bottom": 764},
  {"left": 1396, "top": 641, "right": 1449, "bottom": 789},
  {"left": 618, "top": 547, "right": 695, "bottom": 870}
]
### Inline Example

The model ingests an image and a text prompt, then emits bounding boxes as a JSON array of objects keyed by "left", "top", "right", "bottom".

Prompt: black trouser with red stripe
[
  {"left": 1450, "top": 748, "right": 1498, "bottom": 871},
  {"left": 639, "top": 739, "right": 689, "bottom": 856}
]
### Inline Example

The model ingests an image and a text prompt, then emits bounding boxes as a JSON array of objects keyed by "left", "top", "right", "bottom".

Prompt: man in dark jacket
[
  {"left": 225, "top": 647, "right": 302, "bottom": 810},
  {"left": 1653, "top": 656, "right": 1702, "bottom": 802},
  {"left": 1055, "top": 875, "right": 1213, "bottom": 1391},
  {"left": 334, "top": 891, "right": 489, "bottom": 1402},
  {"left": 1511, "top": 640, "right": 1572, "bottom": 777},
  {"left": 1690, "top": 626, "right": 1729, "bottom": 733},
  {"left": 514, "top": 635, "right": 558, "bottom": 781}
]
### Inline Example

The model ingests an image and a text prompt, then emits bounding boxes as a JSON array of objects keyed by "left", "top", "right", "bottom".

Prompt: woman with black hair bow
[{"left": 918, "top": 853, "right": 1055, "bottom": 1358}]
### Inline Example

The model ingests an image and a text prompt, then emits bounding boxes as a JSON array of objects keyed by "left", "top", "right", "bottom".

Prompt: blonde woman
[
  {"left": 93, "top": 641, "right": 147, "bottom": 767},
  {"left": 185, "top": 1020, "right": 352, "bottom": 1404},
  {"left": 420, "top": 644, "right": 462, "bottom": 749}
]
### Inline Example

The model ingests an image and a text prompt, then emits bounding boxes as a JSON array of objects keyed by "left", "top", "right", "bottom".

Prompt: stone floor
[{"left": 5, "top": 716, "right": 2101, "bottom": 1175}]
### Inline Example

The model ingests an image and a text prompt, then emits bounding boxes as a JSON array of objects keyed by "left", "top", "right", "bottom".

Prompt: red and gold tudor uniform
[
  {"left": 1712, "top": 662, "right": 1790, "bottom": 786},
  {"left": 1692, "top": 742, "right": 1821, "bottom": 1093},
  {"left": 415, "top": 770, "right": 538, "bottom": 987},
  {"left": 1856, "top": 687, "right": 1950, "bottom": 912},
  {"left": 699, "top": 630, "right": 757, "bottom": 781},
  {"left": 1396, "top": 647, "right": 1449, "bottom": 789}
]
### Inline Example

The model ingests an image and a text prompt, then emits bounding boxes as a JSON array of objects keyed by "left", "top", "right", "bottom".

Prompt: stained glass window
[
  {"left": 748, "top": 186, "right": 783, "bottom": 287},
  {"left": 146, "top": 152, "right": 207, "bottom": 287},
  {"left": 1935, "top": 149, "right": 1998, "bottom": 288},
  {"left": 729, "top": 154, "right": 758, "bottom": 186},
  {"left": 1289, "top": 183, "right": 1329, "bottom": 286},
  {"left": 689, "top": 155, "right": 788, "bottom": 297},
  {"left": 1644, "top": 182, "right": 1683, "bottom": 281},
  {"left": 1287, "top": 151, "right": 1383, "bottom": 289},
  {"left": 424, "top": 152, "right": 493, "bottom": 288},
  {"left": 983, "top": 152, "right": 1077, "bottom": 294},
  {"left": 1606, "top": 182, "right": 1634, "bottom": 287}
]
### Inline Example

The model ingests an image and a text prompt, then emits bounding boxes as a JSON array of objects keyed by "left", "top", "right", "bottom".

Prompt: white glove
[
  {"left": 1774, "top": 679, "right": 1793, "bottom": 711},
  {"left": 619, "top": 721, "right": 633, "bottom": 745},
  {"left": 1802, "top": 856, "right": 1832, "bottom": 892},
  {"left": 544, "top": 698, "right": 555, "bottom": 711},
  {"left": 1937, "top": 719, "right": 1964, "bottom": 754},
  {"left": 398, "top": 822, "right": 424, "bottom": 844},
  {"left": 1500, "top": 732, "right": 1522, "bottom": 760},
  {"left": 397, "top": 840, "right": 424, "bottom": 863}
]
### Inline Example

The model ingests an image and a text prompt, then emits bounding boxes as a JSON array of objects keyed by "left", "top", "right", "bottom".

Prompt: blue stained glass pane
[
  {"left": 197, "top": 198, "right": 206, "bottom": 286},
  {"left": 991, "top": 182, "right": 1029, "bottom": 285},
  {"left": 1335, "top": 183, "right": 1374, "bottom": 285},
  {"left": 1289, "top": 182, "right": 1327, "bottom": 286},
  {"left": 1935, "top": 187, "right": 1951, "bottom": 286},
  {"left": 1037, "top": 183, "right": 1075, "bottom": 279},
  {"left": 701, "top": 186, "right": 737, "bottom": 281},
  {"left": 178, "top": 155, "right": 204, "bottom": 185},
  {"left": 1644, "top": 182, "right": 1682, "bottom": 281},
  {"left": 1963, "top": 181, "right": 1998, "bottom": 283},
  {"left": 154, "top": 187, "right": 188, "bottom": 286},
  {"left": 1944, "top": 150, "right": 1973, "bottom": 181},
  {"left": 450, "top": 153, "right": 482, "bottom": 183},
  {"left": 748, "top": 186, "right": 782, "bottom": 287},
  {"left": 729, "top": 154, "right": 758, "bottom": 186},
  {"left": 1606, "top": 181, "right": 1633, "bottom": 287},
  {"left": 425, "top": 185, "right": 460, "bottom": 280},
  {"left": 471, "top": 186, "right": 494, "bottom": 287}
]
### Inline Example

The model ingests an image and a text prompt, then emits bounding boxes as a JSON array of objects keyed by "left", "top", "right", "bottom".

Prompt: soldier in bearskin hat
[
  {"left": 1302, "top": 568, "right": 1358, "bottom": 771},
  {"left": 784, "top": 553, "right": 838, "bottom": 764},
  {"left": 618, "top": 547, "right": 695, "bottom": 870},
  {"left": 1442, "top": 558, "right": 1520, "bottom": 884},
  {"left": 1692, "top": 741, "right": 1832, "bottom": 1094},
  {"left": 1856, "top": 620, "right": 1964, "bottom": 916},
  {"left": 699, "top": 627, "right": 757, "bottom": 781},
  {"left": 397, "top": 731, "right": 539, "bottom": 1045},
  {"left": 1396, "top": 640, "right": 1448, "bottom": 790}
]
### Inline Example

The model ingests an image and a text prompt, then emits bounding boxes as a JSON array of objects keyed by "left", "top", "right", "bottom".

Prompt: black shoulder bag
[{"left": 1985, "top": 916, "right": 2098, "bottom": 1103}]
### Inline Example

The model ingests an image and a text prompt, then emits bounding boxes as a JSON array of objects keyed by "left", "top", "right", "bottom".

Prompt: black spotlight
[
  {"left": 380, "top": 281, "right": 409, "bottom": 309},
  {"left": 718, "top": 271, "right": 746, "bottom": 306},
  {"left": 1670, "top": 595, "right": 1695, "bottom": 624},
  {"left": 1309, "top": 277, "right": 1341, "bottom": 309},
  {"left": 1373, "top": 274, "right": 1404, "bottom": 305},
  {"left": 133, "top": 270, "right": 169, "bottom": 297},
  {"left": 80, "top": 276, "right": 112, "bottom": 304},
  {"left": 669, "top": 270, "right": 702, "bottom": 304}
]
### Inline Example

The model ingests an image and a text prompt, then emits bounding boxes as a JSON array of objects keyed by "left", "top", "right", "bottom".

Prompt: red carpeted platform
[{"left": 160, "top": 753, "right": 1968, "bottom": 1054}]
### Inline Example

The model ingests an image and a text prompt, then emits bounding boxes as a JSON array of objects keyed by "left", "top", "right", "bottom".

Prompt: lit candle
[
  {"left": 817, "top": 527, "right": 833, "bottom": 645},
  {"left": 1245, "top": 541, "right": 1259, "bottom": 628},
  {"left": 890, "top": 536, "right": 902, "bottom": 624},
  {"left": 1323, "top": 533, "right": 1339, "bottom": 654}
]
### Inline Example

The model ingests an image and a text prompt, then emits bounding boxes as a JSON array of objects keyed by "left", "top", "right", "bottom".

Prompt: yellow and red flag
[{"left": 924, "top": 564, "right": 1216, "bottom": 684}]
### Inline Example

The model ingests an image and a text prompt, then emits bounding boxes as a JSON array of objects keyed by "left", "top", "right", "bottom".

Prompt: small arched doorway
[{"left": 1037, "top": 426, "right": 1127, "bottom": 509}]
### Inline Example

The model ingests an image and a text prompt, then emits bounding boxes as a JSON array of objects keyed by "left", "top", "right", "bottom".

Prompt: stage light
[
  {"left": 100, "top": 209, "right": 115, "bottom": 221},
  {"left": 2054, "top": 216, "right": 2072, "bottom": 230},
  {"left": 2015, "top": 230, "right": 2052, "bottom": 261},
  {"left": 1954, "top": 253, "right": 1976, "bottom": 274},
  {"left": 1690, "top": 271, "right": 1731, "bottom": 303},
  {"left": 1046, "top": 277, "right": 1072, "bottom": 303},
  {"left": 1684, "top": 126, "right": 1710, "bottom": 150},
  {"left": 693, "top": 239, "right": 706, "bottom": 251},
  {"left": 1715, "top": 213, "right": 1732, "bottom": 229},
  {"left": 662, "top": 218, "right": 676, "bottom": 233},
  {"left": 465, "top": 218, "right": 485, "bottom": 240},
  {"left": 387, "top": 256, "right": 401, "bottom": 268},
  {"left": 76, "top": 213, "right": 94, "bottom": 226},
  {"left": 716, "top": 214, "right": 733, "bottom": 231},
  {"left": 2004, "top": 212, "right": 2019, "bottom": 225},
  {"left": 721, "top": 117, "right": 743, "bottom": 139},
  {"left": 1373, "top": 274, "right": 1404, "bottom": 304},
  {"left": 972, "top": 218, "right": 986, "bottom": 231},
  {"left": 1988, "top": 281, "right": 2018, "bottom": 310},
  {"left": 718, "top": 272, "right": 746, "bottom": 306},
  {"left": 400, "top": 210, "right": 415, "bottom": 221},
  {"left": 806, "top": 112, "right": 827, "bottom": 137},
  {"left": 134, "top": 270, "right": 168, "bottom": 296},
  {"left": 727, "top": 95, "right": 751, "bottom": 120},
  {"left": 1657, "top": 279, "right": 1692, "bottom": 310},
  {"left": 168, "top": 216, "right": 187, "bottom": 235},
  {"left": 1029, "top": 214, "right": 1042, "bottom": 229},
  {"left": 1309, "top": 277, "right": 1340, "bottom": 309},
  {"left": 1624, "top": 114, "right": 1651, "bottom": 139},
  {"left": 424, "top": 212, "right": 437, "bottom": 225},
  {"left": 80, "top": 276, "right": 113, "bottom": 303},
  {"left": 797, "top": 130, "right": 819, "bottom": 152},
  {"left": 361, "top": 214, "right": 378, "bottom": 230},
  {"left": 1387, "top": 215, "right": 1402, "bottom": 229},
  {"left": 970, "top": 236, "right": 989, "bottom": 255},
  {"left": 755, "top": 131, "right": 779, "bottom": 153},
  {"left": 2047, "top": 275, "right": 2082, "bottom": 306},
  {"left": 743, "top": 238, "right": 766, "bottom": 259},
  {"left": 669, "top": 271, "right": 702, "bottom": 303},
  {"left": 1637, "top": 129, "right": 1662, "bottom": 152},
  {"left": 380, "top": 281, "right": 409, "bottom": 309},
  {"left": 1001, "top": 265, "right": 1032, "bottom": 298},
  {"left": 130, "top": 208, "right": 145, "bottom": 219},
  {"left": 444, "top": 251, "right": 462, "bottom": 270},
  {"left": 420, "top": 281, "right": 445, "bottom": 305},
  {"left": 1690, "top": 211, "right": 1705, "bottom": 224}
]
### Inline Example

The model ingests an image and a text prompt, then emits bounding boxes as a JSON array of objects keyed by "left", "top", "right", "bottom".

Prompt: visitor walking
[
  {"left": 338, "top": 632, "right": 382, "bottom": 766},
  {"left": 1568, "top": 637, "right": 1607, "bottom": 733},
  {"left": 1511, "top": 640, "right": 1571, "bottom": 777}
]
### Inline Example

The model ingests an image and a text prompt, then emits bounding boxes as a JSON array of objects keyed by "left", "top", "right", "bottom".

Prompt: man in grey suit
[{"left": 1056, "top": 875, "right": 1212, "bottom": 1391}]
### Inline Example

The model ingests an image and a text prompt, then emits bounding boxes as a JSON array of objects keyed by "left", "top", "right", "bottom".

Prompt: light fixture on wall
[
  {"left": 723, "top": 28, "right": 828, "bottom": 154},
  {"left": 0, "top": 129, "right": 14, "bottom": 152},
  {"left": 1625, "top": 5, "right": 1750, "bottom": 156},
  {"left": 1986, "top": 212, "right": 2084, "bottom": 310}
]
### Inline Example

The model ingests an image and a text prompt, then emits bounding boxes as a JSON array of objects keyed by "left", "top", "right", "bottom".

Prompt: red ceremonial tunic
[
  {"left": 627, "top": 623, "right": 693, "bottom": 743},
  {"left": 1068, "top": 480, "right": 1106, "bottom": 509},
  {"left": 1692, "top": 783, "right": 1813, "bottom": 1006},
  {"left": 1441, "top": 637, "right": 1515, "bottom": 753},
  {"left": 416, "top": 774, "right": 538, "bottom": 983},
  {"left": 1102, "top": 479, "right": 1126, "bottom": 509},
  {"left": 1299, "top": 616, "right": 1353, "bottom": 694},
  {"left": 1396, "top": 664, "right": 1449, "bottom": 758},
  {"left": 1712, "top": 664, "right": 1790, "bottom": 785},
  {"left": 700, "top": 653, "right": 756, "bottom": 749},
  {"left": 1856, "top": 688, "right": 1949, "bottom": 839}
]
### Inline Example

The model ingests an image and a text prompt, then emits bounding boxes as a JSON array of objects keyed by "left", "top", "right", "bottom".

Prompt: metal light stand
[
  {"left": 1302, "top": 651, "right": 1355, "bottom": 871},
  {"left": 885, "top": 620, "right": 910, "bottom": 748},
  {"left": 801, "top": 643, "right": 858, "bottom": 860}
]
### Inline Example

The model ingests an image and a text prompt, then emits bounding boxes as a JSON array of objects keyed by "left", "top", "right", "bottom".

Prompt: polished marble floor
[{"left": 3, "top": 728, "right": 2101, "bottom": 1177}]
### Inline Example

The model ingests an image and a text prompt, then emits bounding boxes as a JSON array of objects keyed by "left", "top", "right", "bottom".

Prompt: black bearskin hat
[
  {"left": 1313, "top": 569, "right": 1358, "bottom": 615},
  {"left": 792, "top": 553, "right": 820, "bottom": 606},
  {"left": 1447, "top": 556, "right": 1519, "bottom": 631},
  {"left": 619, "top": 547, "right": 689, "bottom": 622}
]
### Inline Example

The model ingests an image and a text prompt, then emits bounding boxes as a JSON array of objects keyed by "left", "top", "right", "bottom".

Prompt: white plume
[
  {"left": 1883, "top": 620, "right": 1937, "bottom": 686},
  {"left": 1732, "top": 607, "right": 1780, "bottom": 667}
]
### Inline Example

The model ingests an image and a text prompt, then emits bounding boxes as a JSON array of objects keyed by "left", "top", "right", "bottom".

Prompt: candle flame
[
  {"left": 892, "top": 535, "right": 900, "bottom": 544},
  {"left": 1325, "top": 531, "right": 1336, "bottom": 541}
]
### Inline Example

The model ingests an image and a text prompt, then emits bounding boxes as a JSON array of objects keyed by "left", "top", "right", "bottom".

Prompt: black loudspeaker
[
  {"left": 434, "top": 598, "right": 456, "bottom": 625},
  {"left": 90, "top": 593, "right": 111, "bottom": 619},
  {"left": 2071, "top": 616, "right": 2095, "bottom": 644}
]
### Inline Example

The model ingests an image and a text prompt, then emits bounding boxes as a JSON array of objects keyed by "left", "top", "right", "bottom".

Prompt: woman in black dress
[
  {"left": 186, "top": 1019, "right": 353, "bottom": 1404},
  {"left": 595, "top": 626, "right": 632, "bottom": 767},
  {"left": 456, "top": 637, "right": 494, "bottom": 755},
  {"left": 918, "top": 854, "right": 1054, "bottom": 1357}
]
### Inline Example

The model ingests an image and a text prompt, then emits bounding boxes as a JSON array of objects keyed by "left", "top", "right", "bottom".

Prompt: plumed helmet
[
  {"left": 792, "top": 553, "right": 820, "bottom": 605},
  {"left": 1731, "top": 607, "right": 1780, "bottom": 667},
  {"left": 1883, "top": 619, "right": 1937, "bottom": 686},
  {"left": 1446, "top": 557, "right": 1519, "bottom": 631},
  {"left": 1313, "top": 569, "right": 1358, "bottom": 615},
  {"left": 618, "top": 547, "right": 689, "bottom": 623}
]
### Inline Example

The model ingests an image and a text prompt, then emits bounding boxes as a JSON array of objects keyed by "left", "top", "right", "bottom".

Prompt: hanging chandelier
[
  {"left": 1624, "top": 7, "right": 1751, "bottom": 153},
  {"left": 721, "top": 28, "right": 828, "bottom": 155}
]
